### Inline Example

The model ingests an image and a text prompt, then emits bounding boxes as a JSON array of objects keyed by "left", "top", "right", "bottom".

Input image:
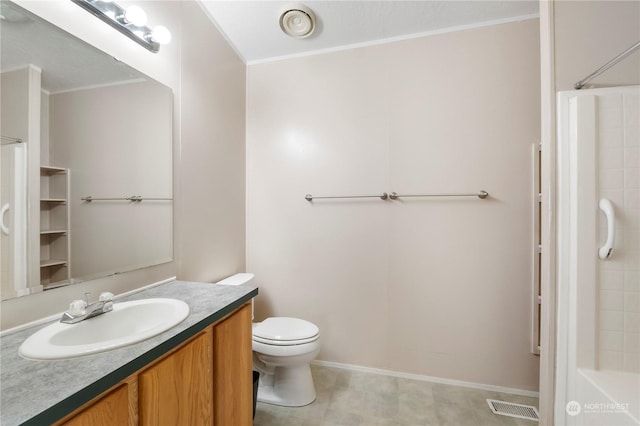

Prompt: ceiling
[
  {"left": 0, "top": 2, "right": 146, "bottom": 93},
  {"left": 200, "top": 1, "right": 539, "bottom": 64}
]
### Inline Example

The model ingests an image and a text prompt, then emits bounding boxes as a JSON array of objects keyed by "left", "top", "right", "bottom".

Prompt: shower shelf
[
  {"left": 40, "top": 259, "right": 67, "bottom": 268},
  {"left": 40, "top": 229, "right": 67, "bottom": 235},
  {"left": 40, "top": 166, "right": 70, "bottom": 286},
  {"left": 40, "top": 166, "right": 67, "bottom": 174}
]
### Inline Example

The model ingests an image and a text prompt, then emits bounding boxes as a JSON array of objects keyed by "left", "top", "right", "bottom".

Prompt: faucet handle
[
  {"left": 68, "top": 299, "right": 87, "bottom": 316},
  {"left": 99, "top": 292, "right": 114, "bottom": 302}
]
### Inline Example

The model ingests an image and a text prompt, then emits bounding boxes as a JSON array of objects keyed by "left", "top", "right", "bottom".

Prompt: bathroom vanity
[{"left": 0, "top": 280, "right": 258, "bottom": 425}]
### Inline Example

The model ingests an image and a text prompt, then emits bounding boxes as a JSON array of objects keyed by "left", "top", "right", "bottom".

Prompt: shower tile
[
  {"left": 600, "top": 127, "right": 624, "bottom": 148},
  {"left": 600, "top": 290, "right": 625, "bottom": 311},
  {"left": 600, "top": 310, "right": 624, "bottom": 331},
  {"left": 599, "top": 107, "right": 623, "bottom": 129},
  {"left": 600, "top": 189, "right": 624, "bottom": 206},
  {"left": 625, "top": 250, "right": 639, "bottom": 271},
  {"left": 625, "top": 214, "right": 640, "bottom": 231},
  {"left": 625, "top": 110, "right": 640, "bottom": 127},
  {"left": 626, "top": 271, "right": 640, "bottom": 292},
  {"left": 624, "top": 169, "right": 640, "bottom": 189},
  {"left": 600, "top": 148, "right": 625, "bottom": 169},
  {"left": 624, "top": 312, "right": 640, "bottom": 333},
  {"left": 624, "top": 332, "right": 640, "bottom": 353},
  {"left": 625, "top": 126, "right": 640, "bottom": 147},
  {"left": 600, "top": 331, "right": 624, "bottom": 351},
  {"left": 625, "top": 190, "right": 640, "bottom": 209},
  {"left": 600, "top": 169, "right": 625, "bottom": 189},
  {"left": 624, "top": 147, "right": 640, "bottom": 169},
  {"left": 600, "top": 269, "right": 625, "bottom": 290},
  {"left": 599, "top": 350, "right": 624, "bottom": 370},
  {"left": 624, "top": 104, "right": 640, "bottom": 127},
  {"left": 623, "top": 353, "right": 640, "bottom": 373},
  {"left": 623, "top": 93, "right": 640, "bottom": 111},
  {"left": 627, "top": 231, "right": 639, "bottom": 250},
  {"left": 624, "top": 292, "right": 639, "bottom": 312},
  {"left": 600, "top": 93, "right": 623, "bottom": 109}
]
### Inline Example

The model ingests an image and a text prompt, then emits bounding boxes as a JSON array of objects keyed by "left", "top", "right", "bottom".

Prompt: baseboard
[{"left": 311, "top": 359, "right": 540, "bottom": 398}]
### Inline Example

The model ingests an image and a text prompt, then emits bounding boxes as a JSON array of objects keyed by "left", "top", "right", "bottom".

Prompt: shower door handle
[
  {"left": 598, "top": 198, "right": 615, "bottom": 260},
  {"left": 1, "top": 203, "right": 9, "bottom": 235}
]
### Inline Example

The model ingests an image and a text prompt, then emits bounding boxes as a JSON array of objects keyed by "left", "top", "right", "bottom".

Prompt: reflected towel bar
[
  {"left": 305, "top": 193, "right": 388, "bottom": 202},
  {"left": 389, "top": 191, "right": 489, "bottom": 200},
  {"left": 81, "top": 196, "right": 172, "bottom": 202}
]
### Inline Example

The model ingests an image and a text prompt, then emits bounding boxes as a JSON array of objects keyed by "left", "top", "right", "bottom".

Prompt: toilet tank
[
  {"left": 216, "top": 273, "right": 254, "bottom": 286},
  {"left": 216, "top": 273, "right": 255, "bottom": 319}
]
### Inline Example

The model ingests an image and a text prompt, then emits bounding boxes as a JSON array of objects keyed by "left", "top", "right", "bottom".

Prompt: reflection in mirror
[{"left": 0, "top": 1, "right": 173, "bottom": 301}]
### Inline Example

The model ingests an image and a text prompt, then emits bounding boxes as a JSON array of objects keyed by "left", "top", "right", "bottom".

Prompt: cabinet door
[
  {"left": 213, "top": 303, "right": 253, "bottom": 426},
  {"left": 62, "top": 381, "right": 136, "bottom": 426},
  {"left": 139, "top": 330, "right": 213, "bottom": 425}
]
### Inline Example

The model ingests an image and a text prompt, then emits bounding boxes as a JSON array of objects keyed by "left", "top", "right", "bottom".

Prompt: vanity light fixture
[{"left": 71, "top": 0, "right": 171, "bottom": 53}]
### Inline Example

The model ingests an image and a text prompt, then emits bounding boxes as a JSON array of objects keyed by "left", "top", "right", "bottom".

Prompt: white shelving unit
[{"left": 40, "top": 166, "right": 71, "bottom": 288}]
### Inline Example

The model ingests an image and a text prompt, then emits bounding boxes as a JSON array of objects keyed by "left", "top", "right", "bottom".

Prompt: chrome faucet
[{"left": 60, "top": 292, "right": 114, "bottom": 324}]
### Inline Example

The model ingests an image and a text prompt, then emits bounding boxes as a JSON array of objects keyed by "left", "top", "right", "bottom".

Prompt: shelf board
[
  {"left": 40, "top": 229, "right": 67, "bottom": 235},
  {"left": 43, "top": 280, "right": 71, "bottom": 290},
  {"left": 40, "top": 198, "right": 67, "bottom": 203},
  {"left": 40, "top": 259, "right": 67, "bottom": 268},
  {"left": 40, "top": 166, "right": 67, "bottom": 174}
]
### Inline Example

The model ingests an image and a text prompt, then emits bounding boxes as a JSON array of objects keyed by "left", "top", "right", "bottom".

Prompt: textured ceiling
[
  {"left": 200, "top": 1, "right": 539, "bottom": 64},
  {"left": 1, "top": 2, "right": 148, "bottom": 93}
]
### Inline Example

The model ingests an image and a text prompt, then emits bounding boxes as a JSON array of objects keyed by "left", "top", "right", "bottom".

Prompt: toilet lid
[{"left": 252, "top": 317, "right": 319, "bottom": 342}]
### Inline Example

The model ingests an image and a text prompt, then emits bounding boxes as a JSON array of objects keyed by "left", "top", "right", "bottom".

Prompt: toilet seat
[
  {"left": 253, "top": 334, "right": 318, "bottom": 346},
  {"left": 253, "top": 317, "right": 319, "bottom": 346}
]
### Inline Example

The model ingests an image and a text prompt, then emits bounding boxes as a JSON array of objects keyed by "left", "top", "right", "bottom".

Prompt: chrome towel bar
[
  {"left": 305, "top": 193, "right": 388, "bottom": 201},
  {"left": 81, "top": 196, "right": 172, "bottom": 202},
  {"left": 389, "top": 191, "right": 488, "bottom": 200},
  {"left": 304, "top": 191, "right": 488, "bottom": 201}
]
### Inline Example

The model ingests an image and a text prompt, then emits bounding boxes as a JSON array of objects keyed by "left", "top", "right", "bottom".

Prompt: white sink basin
[{"left": 19, "top": 298, "right": 190, "bottom": 360}]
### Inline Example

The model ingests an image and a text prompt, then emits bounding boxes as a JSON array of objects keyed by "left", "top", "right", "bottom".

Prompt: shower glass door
[
  {"left": 0, "top": 140, "right": 28, "bottom": 298},
  {"left": 555, "top": 86, "right": 639, "bottom": 426}
]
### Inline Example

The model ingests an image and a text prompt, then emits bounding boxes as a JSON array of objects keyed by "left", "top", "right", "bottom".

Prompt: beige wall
[
  {"left": 178, "top": 1, "right": 246, "bottom": 283},
  {"left": 554, "top": 1, "right": 640, "bottom": 91},
  {"left": 247, "top": 20, "right": 541, "bottom": 391},
  {"left": 49, "top": 81, "right": 172, "bottom": 279},
  {"left": 1, "top": 1, "right": 246, "bottom": 329}
]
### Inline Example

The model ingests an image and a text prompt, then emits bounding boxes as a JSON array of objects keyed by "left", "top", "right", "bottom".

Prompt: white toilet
[{"left": 216, "top": 273, "right": 321, "bottom": 407}]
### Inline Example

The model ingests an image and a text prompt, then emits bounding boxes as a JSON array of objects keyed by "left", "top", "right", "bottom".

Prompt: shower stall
[
  {"left": 555, "top": 85, "right": 639, "bottom": 425},
  {"left": 0, "top": 137, "right": 28, "bottom": 298}
]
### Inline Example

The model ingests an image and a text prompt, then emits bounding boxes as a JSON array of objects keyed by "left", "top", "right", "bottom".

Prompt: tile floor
[{"left": 253, "top": 365, "right": 539, "bottom": 426}]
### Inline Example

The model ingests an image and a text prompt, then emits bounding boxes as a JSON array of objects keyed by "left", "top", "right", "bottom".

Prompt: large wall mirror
[{"left": 0, "top": 1, "right": 173, "bottom": 301}]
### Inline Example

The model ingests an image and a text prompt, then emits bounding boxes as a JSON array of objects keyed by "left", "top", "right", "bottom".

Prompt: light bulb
[
  {"left": 124, "top": 5, "right": 147, "bottom": 26},
  {"left": 151, "top": 25, "right": 171, "bottom": 44}
]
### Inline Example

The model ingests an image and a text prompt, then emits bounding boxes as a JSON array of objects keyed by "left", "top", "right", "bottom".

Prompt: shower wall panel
[{"left": 598, "top": 90, "right": 640, "bottom": 373}]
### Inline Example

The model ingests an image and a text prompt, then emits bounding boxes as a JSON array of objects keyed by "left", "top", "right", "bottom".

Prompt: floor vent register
[{"left": 487, "top": 399, "right": 540, "bottom": 421}]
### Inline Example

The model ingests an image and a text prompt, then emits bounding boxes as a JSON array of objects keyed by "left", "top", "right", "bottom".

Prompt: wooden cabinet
[
  {"left": 139, "top": 330, "right": 213, "bottom": 425},
  {"left": 58, "top": 378, "right": 137, "bottom": 426},
  {"left": 57, "top": 303, "right": 252, "bottom": 426},
  {"left": 213, "top": 303, "right": 253, "bottom": 426}
]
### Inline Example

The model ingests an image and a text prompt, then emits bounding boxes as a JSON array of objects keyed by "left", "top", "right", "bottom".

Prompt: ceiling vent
[{"left": 279, "top": 5, "right": 316, "bottom": 39}]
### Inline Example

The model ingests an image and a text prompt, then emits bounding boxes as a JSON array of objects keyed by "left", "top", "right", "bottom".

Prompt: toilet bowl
[
  {"left": 252, "top": 317, "right": 320, "bottom": 406},
  {"left": 216, "top": 273, "right": 321, "bottom": 407}
]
